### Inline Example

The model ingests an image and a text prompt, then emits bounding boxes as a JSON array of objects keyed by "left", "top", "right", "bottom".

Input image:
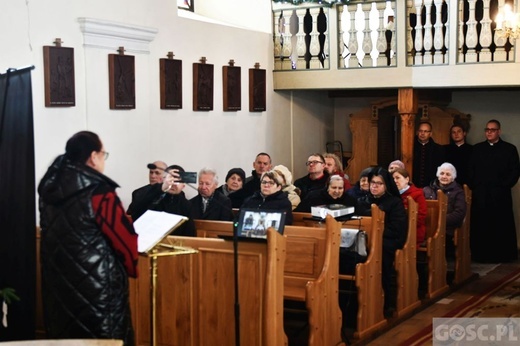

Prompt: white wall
[{"left": 0, "top": 0, "right": 335, "bottom": 212}]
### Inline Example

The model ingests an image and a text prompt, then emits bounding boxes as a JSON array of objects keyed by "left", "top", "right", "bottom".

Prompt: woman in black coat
[
  {"left": 241, "top": 170, "right": 293, "bottom": 225},
  {"left": 38, "top": 131, "right": 138, "bottom": 345},
  {"left": 295, "top": 174, "right": 358, "bottom": 212},
  {"left": 357, "top": 167, "right": 407, "bottom": 318}
]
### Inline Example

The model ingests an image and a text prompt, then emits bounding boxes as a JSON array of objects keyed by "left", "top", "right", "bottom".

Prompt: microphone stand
[{"left": 148, "top": 163, "right": 241, "bottom": 345}]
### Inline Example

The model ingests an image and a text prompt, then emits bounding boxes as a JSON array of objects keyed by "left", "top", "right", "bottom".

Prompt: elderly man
[
  {"left": 190, "top": 168, "right": 234, "bottom": 221},
  {"left": 294, "top": 153, "right": 330, "bottom": 200},
  {"left": 468, "top": 119, "right": 520, "bottom": 263},
  {"left": 412, "top": 121, "right": 445, "bottom": 187},
  {"left": 127, "top": 160, "right": 167, "bottom": 216}
]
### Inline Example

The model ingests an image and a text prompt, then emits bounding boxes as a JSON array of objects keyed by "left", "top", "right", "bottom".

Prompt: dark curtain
[{"left": 0, "top": 66, "right": 36, "bottom": 340}]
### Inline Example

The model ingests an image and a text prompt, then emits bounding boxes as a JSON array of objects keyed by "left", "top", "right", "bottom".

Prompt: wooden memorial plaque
[
  {"left": 160, "top": 53, "right": 182, "bottom": 109},
  {"left": 43, "top": 39, "right": 75, "bottom": 107},
  {"left": 108, "top": 47, "right": 135, "bottom": 109},
  {"left": 249, "top": 63, "right": 266, "bottom": 112},
  {"left": 193, "top": 57, "right": 213, "bottom": 111},
  {"left": 223, "top": 60, "right": 241, "bottom": 111}
]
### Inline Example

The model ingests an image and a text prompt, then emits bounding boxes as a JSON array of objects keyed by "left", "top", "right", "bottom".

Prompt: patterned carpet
[{"left": 399, "top": 265, "right": 520, "bottom": 346}]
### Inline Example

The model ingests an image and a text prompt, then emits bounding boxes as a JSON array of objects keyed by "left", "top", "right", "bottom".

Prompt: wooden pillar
[{"left": 398, "top": 88, "right": 418, "bottom": 176}]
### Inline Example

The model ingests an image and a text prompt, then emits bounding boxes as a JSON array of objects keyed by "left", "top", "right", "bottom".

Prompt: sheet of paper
[{"left": 133, "top": 210, "right": 188, "bottom": 253}]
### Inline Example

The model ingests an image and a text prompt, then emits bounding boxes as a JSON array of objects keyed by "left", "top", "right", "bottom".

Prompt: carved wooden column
[{"left": 398, "top": 88, "right": 418, "bottom": 176}]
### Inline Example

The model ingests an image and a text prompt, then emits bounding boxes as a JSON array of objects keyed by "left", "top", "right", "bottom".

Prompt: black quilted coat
[{"left": 38, "top": 155, "right": 135, "bottom": 345}]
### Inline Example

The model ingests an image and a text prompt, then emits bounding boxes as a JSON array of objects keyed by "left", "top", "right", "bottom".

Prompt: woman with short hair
[
  {"left": 241, "top": 170, "right": 293, "bottom": 224},
  {"left": 423, "top": 162, "right": 466, "bottom": 259}
]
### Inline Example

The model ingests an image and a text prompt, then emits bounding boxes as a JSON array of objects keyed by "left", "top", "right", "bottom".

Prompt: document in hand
[{"left": 133, "top": 210, "right": 188, "bottom": 253}]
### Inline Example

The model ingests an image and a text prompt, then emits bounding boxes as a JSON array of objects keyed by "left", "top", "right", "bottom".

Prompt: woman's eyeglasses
[
  {"left": 370, "top": 181, "right": 384, "bottom": 187},
  {"left": 261, "top": 180, "right": 276, "bottom": 186},
  {"left": 101, "top": 151, "right": 109, "bottom": 160}
]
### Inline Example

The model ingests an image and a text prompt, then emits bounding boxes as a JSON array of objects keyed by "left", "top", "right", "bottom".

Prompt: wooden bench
[
  {"left": 129, "top": 229, "right": 287, "bottom": 346},
  {"left": 339, "top": 205, "right": 386, "bottom": 339},
  {"left": 453, "top": 184, "right": 474, "bottom": 285},
  {"left": 394, "top": 196, "right": 421, "bottom": 317},
  {"left": 195, "top": 217, "right": 345, "bottom": 346},
  {"left": 419, "top": 190, "right": 449, "bottom": 300}
]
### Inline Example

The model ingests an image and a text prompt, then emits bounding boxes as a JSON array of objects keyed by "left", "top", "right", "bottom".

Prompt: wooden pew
[
  {"left": 195, "top": 217, "right": 345, "bottom": 346},
  {"left": 418, "top": 190, "right": 449, "bottom": 300},
  {"left": 339, "top": 205, "right": 386, "bottom": 339},
  {"left": 129, "top": 229, "right": 287, "bottom": 346},
  {"left": 394, "top": 197, "right": 421, "bottom": 317},
  {"left": 453, "top": 184, "right": 473, "bottom": 285}
]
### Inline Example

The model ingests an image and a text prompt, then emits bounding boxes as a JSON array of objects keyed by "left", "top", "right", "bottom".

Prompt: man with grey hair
[{"left": 189, "top": 168, "right": 234, "bottom": 221}]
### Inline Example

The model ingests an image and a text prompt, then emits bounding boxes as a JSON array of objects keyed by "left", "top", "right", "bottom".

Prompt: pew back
[
  {"left": 339, "top": 205, "right": 386, "bottom": 339},
  {"left": 453, "top": 184, "right": 473, "bottom": 285},
  {"left": 420, "top": 190, "right": 449, "bottom": 299},
  {"left": 395, "top": 197, "right": 420, "bottom": 317}
]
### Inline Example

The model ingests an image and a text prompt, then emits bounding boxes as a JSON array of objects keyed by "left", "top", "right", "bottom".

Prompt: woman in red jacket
[{"left": 392, "top": 168, "right": 427, "bottom": 246}]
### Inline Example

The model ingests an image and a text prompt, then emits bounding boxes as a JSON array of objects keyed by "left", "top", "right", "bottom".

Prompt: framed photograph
[
  {"left": 249, "top": 67, "right": 266, "bottom": 112},
  {"left": 236, "top": 209, "right": 286, "bottom": 239},
  {"left": 108, "top": 54, "right": 135, "bottom": 109},
  {"left": 223, "top": 65, "right": 241, "bottom": 111},
  {"left": 43, "top": 46, "right": 75, "bottom": 107},
  {"left": 160, "top": 58, "right": 182, "bottom": 109},
  {"left": 193, "top": 62, "right": 214, "bottom": 111}
]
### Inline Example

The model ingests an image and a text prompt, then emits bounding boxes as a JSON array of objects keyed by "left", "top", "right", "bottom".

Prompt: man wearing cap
[
  {"left": 127, "top": 160, "right": 167, "bottom": 216},
  {"left": 127, "top": 164, "right": 195, "bottom": 236}
]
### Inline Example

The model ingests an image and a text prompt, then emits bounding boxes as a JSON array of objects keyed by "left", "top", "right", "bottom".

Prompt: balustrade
[{"left": 273, "top": 0, "right": 517, "bottom": 71}]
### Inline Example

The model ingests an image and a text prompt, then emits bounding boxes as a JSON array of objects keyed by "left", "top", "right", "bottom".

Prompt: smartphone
[{"left": 179, "top": 171, "right": 197, "bottom": 184}]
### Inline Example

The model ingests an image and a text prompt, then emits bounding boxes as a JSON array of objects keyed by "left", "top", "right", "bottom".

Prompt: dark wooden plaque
[
  {"left": 108, "top": 54, "right": 135, "bottom": 109},
  {"left": 249, "top": 68, "right": 266, "bottom": 112},
  {"left": 223, "top": 65, "right": 241, "bottom": 111},
  {"left": 43, "top": 46, "right": 75, "bottom": 107},
  {"left": 160, "top": 58, "right": 182, "bottom": 109},
  {"left": 193, "top": 63, "right": 214, "bottom": 111}
]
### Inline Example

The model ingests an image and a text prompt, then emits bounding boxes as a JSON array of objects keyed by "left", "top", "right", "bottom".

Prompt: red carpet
[{"left": 399, "top": 267, "right": 520, "bottom": 346}]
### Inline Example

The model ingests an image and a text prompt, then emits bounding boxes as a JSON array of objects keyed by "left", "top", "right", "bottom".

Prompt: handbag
[
  {"left": 339, "top": 228, "right": 368, "bottom": 275},
  {"left": 340, "top": 228, "right": 367, "bottom": 257}
]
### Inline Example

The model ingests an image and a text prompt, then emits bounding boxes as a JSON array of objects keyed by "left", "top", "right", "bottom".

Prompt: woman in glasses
[
  {"left": 357, "top": 167, "right": 407, "bottom": 319},
  {"left": 294, "top": 174, "right": 357, "bottom": 213},
  {"left": 241, "top": 170, "right": 293, "bottom": 224},
  {"left": 38, "top": 131, "right": 137, "bottom": 345}
]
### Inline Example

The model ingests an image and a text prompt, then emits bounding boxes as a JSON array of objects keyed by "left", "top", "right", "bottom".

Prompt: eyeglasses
[
  {"left": 306, "top": 160, "right": 324, "bottom": 166},
  {"left": 101, "top": 151, "right": 109, "bottom": 160},
  {"left": 484, "top": 128, "right": 499, "bottom": 133},
  {"left": 370, "top": 181, "right": 385, "bottom": 187},
  {"left": 261, "top": 180, "right": 276, "bottom": 186}
]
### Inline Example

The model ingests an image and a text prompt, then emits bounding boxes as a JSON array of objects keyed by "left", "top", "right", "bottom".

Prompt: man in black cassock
[
  {"left": 445, "top": 124, "right": 473, "bottom": 186},
  {"left": 468, "top": 119, "right": 520, "bottom": 263},
  {"left": 412, "top": 121, "right": 445, "bottom": 188}
]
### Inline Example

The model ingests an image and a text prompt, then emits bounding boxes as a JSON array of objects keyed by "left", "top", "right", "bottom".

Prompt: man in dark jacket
[
  {"left": 38, "top": 131, "right": 138, "bottom": 345},
  {"left": 127, "top": 160, "right": 167, "bottom": 215},
  {"left": 229, "top": 152, "right": 272, "bottom": 207},
  {"left": 444, "top": 124, "right": 472, "bottom": 186},
  {"left": 412, "top": 121, "right": 445, "bottom": 187},
  {"left": 190, "top": 168, "right": 234, "bottom": 221},
  {"left": 294, "top": 153, "right": 330, "bottom": 200}
]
